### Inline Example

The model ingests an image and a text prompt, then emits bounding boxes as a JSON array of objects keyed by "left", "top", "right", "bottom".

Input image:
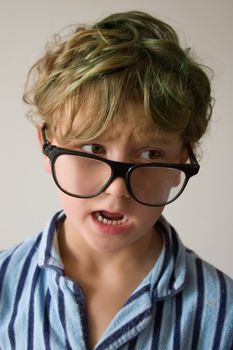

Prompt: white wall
[{"left": 1, "top": 0, "right": 232, "bottom": 278}]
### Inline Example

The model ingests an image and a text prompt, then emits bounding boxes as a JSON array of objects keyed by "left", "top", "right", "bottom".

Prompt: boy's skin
[{"left": 39, "top": 102, "right": 187, "bottom": 347}]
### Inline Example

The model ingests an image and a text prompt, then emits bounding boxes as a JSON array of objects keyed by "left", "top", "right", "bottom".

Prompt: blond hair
[{"left": 23, "top": 10, "right": 213, "bottom": 147}]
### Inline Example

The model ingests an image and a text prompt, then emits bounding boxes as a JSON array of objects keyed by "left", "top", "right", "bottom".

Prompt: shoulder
[
  {"left": 156, "top": 216, "right": 233, "bottom": 300},
  {"left": 159, "top": 216, "right": 233, "bottom": 296},
  {"left": 183, "top": 248, "right": 233, "bottom": 336},
  {"left": 0, "top": 232, "right": 43, "bottom": 263},
  {"left": 184, "top": 247, "right": 233, "bottom": 293},
  {"left": 0, "top": 232, "right": 43, "bottom": 283},
  {"left": 0, "top": 210, "right": 65, "bottom": 271},
  {"left": 0, "top": 210, "right": 65, "bottom": 291},
  {"left": 157, "top": 217, "right": 233, "bottom": 346},
  {"left": 183, "top": 247, "right": 233, "bottom": 307},
  {"left": 0, "top": 232, "right": 44, "bottom": 328}
]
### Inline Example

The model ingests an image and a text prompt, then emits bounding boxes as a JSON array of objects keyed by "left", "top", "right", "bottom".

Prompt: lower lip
[{"left": 91, "top": 213, "right": 130, "bottom": 235}]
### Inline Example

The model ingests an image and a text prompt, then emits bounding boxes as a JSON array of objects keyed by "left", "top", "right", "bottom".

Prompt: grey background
[{"left": 1, "top": 0, "right": 233, "bottom": 278}]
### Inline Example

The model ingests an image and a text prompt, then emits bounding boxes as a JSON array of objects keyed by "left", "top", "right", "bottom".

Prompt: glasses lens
[
  {"left": 54, "top": 154, "right": 111, "bottom": 197},
  {"left": 130, "top": 166, "right": 186, "bottom": 206}
]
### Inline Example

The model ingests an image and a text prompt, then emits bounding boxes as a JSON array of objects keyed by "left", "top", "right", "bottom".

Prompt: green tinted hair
[{"left": 23, "top": 10, "right": 213, "bottom": 147}]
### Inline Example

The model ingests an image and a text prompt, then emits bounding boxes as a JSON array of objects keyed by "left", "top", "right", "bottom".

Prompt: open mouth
[{"left": 94, "top": 211, "right": 128, "bottom": 226}]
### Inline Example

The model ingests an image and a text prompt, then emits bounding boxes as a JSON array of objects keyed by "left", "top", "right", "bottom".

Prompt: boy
[{"left": 0, "top": 10, "right": 233, "bottom": 350}]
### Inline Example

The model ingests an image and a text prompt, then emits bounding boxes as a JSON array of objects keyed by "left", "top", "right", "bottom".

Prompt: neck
[{"left": 58, "top": 218, "right": 163, "bottom": 279}]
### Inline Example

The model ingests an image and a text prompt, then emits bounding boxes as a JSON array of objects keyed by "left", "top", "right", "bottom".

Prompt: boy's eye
[
  {"left": 81, "top": 144, "right": 104, "bottom": 154},
  {"left": 140, "top": 150, "right": 163, "bottom": 160}
]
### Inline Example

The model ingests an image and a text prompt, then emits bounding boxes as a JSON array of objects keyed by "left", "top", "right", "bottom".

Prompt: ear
[
  {"left": 179, "top": 147, "right": 189, "bottom": 164},
  {"left": 37, "top": 127, "right": 43, "bottom": 147},
  {"left": 37, "top": 127, "right": 51, "bottom": 174}
]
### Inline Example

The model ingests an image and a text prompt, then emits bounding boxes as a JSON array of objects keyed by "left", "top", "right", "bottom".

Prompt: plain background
[{"left": 1, "top": 0, "right": 232, "bottom": 278}]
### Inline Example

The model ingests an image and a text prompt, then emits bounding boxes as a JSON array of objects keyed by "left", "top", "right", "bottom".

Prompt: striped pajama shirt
[{"left": 0, "top": 210, "right": 233, "bottom": 349}]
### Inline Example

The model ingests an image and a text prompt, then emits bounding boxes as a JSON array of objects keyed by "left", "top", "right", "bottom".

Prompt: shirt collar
[
  {"left": 151, "top": 216, "right": 187, "bottom": 299},
  {"left": 37, "top": 211, "right": 187, "bottom": 299},
  {"left": 38, "top": 210, "right": 65, "bottom": 272}
]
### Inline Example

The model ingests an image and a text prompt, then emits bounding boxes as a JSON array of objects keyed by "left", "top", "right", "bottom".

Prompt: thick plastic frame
[{"left": 41, "top": 125, "right": 200, "bottom": 207}]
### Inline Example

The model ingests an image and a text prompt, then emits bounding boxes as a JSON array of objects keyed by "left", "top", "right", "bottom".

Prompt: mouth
[{"left": 94, "top": 210, "right": 129, "bottom": 226}]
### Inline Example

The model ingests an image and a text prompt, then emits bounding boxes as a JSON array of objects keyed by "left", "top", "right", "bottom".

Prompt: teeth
[{"left": 95, "top": 212, "right": 128, "bottom": 226}]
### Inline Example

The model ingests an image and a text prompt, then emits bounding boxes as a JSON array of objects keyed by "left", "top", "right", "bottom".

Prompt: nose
[{"left": 104, "top": 177, "right": 130, "bottom": 199}]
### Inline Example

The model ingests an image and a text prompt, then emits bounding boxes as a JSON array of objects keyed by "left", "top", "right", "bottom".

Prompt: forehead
[
  {"left": 98, "top": 120, "right": 182, "bottom": 148},
  {"left": 90, "top": 104, "right": 180, "bottom": 143},
  {"left": 63, "top": 101, "right": 182, "bottom": 147}
]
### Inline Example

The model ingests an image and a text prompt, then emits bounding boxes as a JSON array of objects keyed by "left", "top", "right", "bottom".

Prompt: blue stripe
[
  {"left": 27, "top": 266, "right": 41, "bottom": 350},
  {"left": 168, "top": 227, "right": 179, "bottom": 290},
  {"left": 152, "top": 228, "right": 171, "bottom": 298},
  {"left": 0, "top": 248, "right": 18, "bottom": 299},
  {"left": 95, "top": 308, "right": 152, "bottom": 350},
  {"left": 186, "top": 248, "right": 194, "bottom": 254},
  {"left": 157, "top": 220, "right": 172, "bottom": 266},
  {"left": 57, "top": 276, "right": 73, "bottom": 350},
  {"left": 212, "top": 270, "right": 227, "bottom": 350},
  {"left": 125, "top": 285, "right": 150, "bottom": 306},
  {"left": 191, "top": 258, "right": 204, "bottom": 350},
  {"left": 151, "top": 301, "right": 164, "bottom": 349},
  {"left": 128, "top": 335, "right": 138, "bottom": 349},
  {"left": 73, "top": 284, "right": 90, "bottom": 350},
  {"left": 173, "top": 291, "right": 182, "bottom": 349},
  {"left": 8, "top": 234, "right": 42, "bottom": 349},
  {"left": 43, "top": 289, "right": 52, "bottom": 350}
]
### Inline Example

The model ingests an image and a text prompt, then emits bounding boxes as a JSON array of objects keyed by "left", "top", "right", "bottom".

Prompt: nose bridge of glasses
[
  {"left": 104, "top": 160, "right": 132, "bottom": 194},
  {"left": 103, "top": 161, "right": 131, "bottom": 198},
  {"left": 110, "top": 160, "right": 131, "bottom": 181}
]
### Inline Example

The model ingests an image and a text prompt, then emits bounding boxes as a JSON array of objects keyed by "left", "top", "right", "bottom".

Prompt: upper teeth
[{"left": 95, "top": 212, "right": 128, "bottom": 226}]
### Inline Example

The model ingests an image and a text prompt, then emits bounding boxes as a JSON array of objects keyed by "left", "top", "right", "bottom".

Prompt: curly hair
[{"left": 23, "top": 10, "right": 213, "bottom": 149}]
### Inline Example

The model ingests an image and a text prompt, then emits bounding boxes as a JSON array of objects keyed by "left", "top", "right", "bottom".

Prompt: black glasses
[{"left": 41, "top": 125, "right": 199, "bottom": 207}]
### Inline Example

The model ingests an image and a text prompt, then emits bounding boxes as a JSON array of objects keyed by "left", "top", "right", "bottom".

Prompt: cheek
[
  {"left": 58, "top": 191, "right": 90, "bottom": 222},
  {"left": 172, "top": 172, "right": 182, "bottom": 187},
  {"left": 58, "top": 192, "right": 78, "bottom": 214},
  {"left": 136, "top": 205, "right": 164, "bottom": 228}
]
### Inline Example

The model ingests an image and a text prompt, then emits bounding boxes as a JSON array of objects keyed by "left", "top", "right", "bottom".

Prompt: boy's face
[{"left": 43, "top": 104, "right": 186, "bottom": 254}]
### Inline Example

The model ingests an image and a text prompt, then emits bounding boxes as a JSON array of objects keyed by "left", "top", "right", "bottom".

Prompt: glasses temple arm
[
  {"left": 187, "top": 145, "right": 199, "bottom": 165},
  {"left": 41, "top": 124, "right": 50, "bottom": 146}
]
